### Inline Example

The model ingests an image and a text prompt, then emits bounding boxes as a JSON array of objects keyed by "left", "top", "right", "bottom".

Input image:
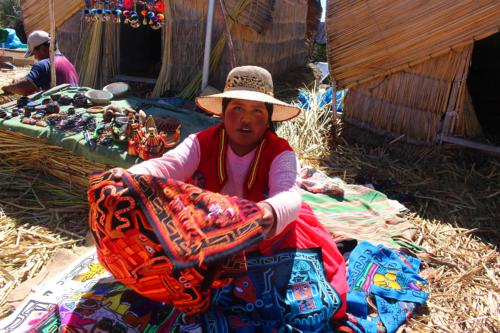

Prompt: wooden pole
[
  {"left": 218, "top": 0, "right": 236, "bottom": 69},
  {"left": 440, "top": 135, "right": 500, "bottom": 155},
  {"left": 201, "top": 0, "right": 215, "bottom": 92},
  {"left": 331, "top": 80, "right": 337, "bottom": 119},
  {"left": 48, "top": 0, "right": 56, "bottom": 88}
]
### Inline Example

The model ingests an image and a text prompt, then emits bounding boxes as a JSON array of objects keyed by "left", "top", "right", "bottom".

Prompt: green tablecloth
[{"left": 0, "top": 85, "right": 219, "bottom": 167}]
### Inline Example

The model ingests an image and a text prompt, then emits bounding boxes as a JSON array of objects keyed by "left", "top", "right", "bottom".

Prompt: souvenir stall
[
  {"left": 0, "top": 84, "right": 219, "bottom": 192},
  {"left": 0, "top": 1, "right": 206, "bottom": 192}
]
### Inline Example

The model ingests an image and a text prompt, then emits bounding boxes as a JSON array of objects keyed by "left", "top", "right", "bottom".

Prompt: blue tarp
[
  {"left": 0, "top": 28, "right": 27, "bottom": 49},
  {"left": 297, "top": 87, "right": 347, "bottom": 112}
]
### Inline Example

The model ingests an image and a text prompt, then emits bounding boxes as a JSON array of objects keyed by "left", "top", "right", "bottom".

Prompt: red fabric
[
  {"left": 258, "top": 202, "right": 348, "bottom": 320},
  {"left": 194, "top": 124, "right": 293, "bottom": 202}
]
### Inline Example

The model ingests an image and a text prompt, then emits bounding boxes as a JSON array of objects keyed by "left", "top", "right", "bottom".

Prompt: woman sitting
[{"left": 123, "top": 66, "right": 347, "bottom": 332}]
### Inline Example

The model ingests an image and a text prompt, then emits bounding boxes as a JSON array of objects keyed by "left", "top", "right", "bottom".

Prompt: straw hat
[{"left": 196, "top": 66, "right": 301, "bottom": 122}]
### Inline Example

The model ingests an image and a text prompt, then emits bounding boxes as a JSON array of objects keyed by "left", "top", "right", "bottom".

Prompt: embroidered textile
[
  {"left": 344, "top": 241, "right": 428, "bottom": 333},
  {"left": 88, "top": 169, "right": 264, "bottom": 314},
  {"left": 0, "top": 250, "right": 196, "bottom": 333},
  {"left": 208, "top": 248, "right": 342, "bottom": 333},
  {"left": 0, "top": 248, "right": 340, "bottom": 333}
]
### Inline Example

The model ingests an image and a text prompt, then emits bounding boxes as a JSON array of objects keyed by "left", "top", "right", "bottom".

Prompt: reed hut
[
  {"left": 20, "top": 0, "right": 322, "bottom": 97},
  {"left": 326, "top": 0, "right": 500, "bottom": 145}
]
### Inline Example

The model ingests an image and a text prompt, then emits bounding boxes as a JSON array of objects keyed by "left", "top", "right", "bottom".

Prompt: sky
[{"left": 321, "top": 0, "right": 326, "bottom": 21}]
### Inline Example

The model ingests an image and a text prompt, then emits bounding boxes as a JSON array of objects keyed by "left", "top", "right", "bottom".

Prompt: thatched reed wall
[
  {"left": 225, "top": 0, "right": 275, "bottom": 34},
  {"left": 305, "top": 0, "right": 322, "bottom": 58},
  {"left": 326, "top": 0, "right": 500, "bottom": 88},
  {"left": 21, "top": 0, "right": 84, "bottom": 35},
  {"left": 344, "top": 46, "right": 482, "bottom": 143},
  {"left": 57, "top": 13, "right": 84, "bottom": 65},
  {"left": 164, "top": 0, "right": 312, "bottom": 93},
  {"left": 226, "top": 0, "right": 310, "bottom": 82},
  {"left": 21, "top": 0, "right": 316, "bottom": 94}
]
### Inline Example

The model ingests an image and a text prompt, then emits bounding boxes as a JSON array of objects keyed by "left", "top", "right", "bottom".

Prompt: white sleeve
[{"left": 263, "top": 150, "right": 302, "bottom": 235}]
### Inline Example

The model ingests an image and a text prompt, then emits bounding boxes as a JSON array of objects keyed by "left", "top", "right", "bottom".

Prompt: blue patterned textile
[
  {"left": 345, "top": 241, "right": 428, "bottom": 333},
  {"left": 207, "top": 248, "right": 342, "bottom": 333}
]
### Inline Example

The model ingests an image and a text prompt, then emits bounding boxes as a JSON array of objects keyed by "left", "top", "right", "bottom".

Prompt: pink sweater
[{"left": 128, "top": 133, "right": 302, "bottom": 235}]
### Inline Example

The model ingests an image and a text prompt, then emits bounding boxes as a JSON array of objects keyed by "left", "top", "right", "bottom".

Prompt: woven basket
[{"left": 154, "top": 116, "right": 181, "bottom": 135}]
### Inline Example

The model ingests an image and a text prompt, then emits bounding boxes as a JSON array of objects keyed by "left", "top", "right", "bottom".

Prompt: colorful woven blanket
[
  {"left": 88, "top": 169, "right": 264, "bottom": 314},
  {"left": 0, "top": 250, "right": 192, "bottom": 333},
  {"left": 303, "top": 185, "right": 416, "bottom": 249},
  {"left": 0, "top": 249, "right": 342, "bottom": 333}
]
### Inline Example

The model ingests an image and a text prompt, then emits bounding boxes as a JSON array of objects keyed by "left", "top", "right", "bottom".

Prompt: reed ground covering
[
  {"left": 277, "top": 83, "right": 499, "bottom": 332},
  {"left": 0, "top": 66, "right": 498, "bottom": 332},
  {"left": 0, "top": 66, "right": 30, "bottom": 104}
]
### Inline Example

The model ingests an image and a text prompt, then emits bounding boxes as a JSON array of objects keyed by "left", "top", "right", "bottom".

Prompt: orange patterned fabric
[{"left": 88, "top": 169, "right": 264, "bottom": 314}]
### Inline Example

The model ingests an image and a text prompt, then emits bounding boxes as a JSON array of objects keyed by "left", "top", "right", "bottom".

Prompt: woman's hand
[
  {"left": 257, "top": 202, "right": 277, "bottom": 238},
  {"left": 110, "top": 167, "right": 125, "bottom": 179}
]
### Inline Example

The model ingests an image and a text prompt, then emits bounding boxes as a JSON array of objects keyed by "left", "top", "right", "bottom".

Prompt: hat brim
[
  {"left": 24, "top": 36, "right": 50, "bottom": 58},
  {"left": 195, "top": 89, "right": 301, "bottom": 122}
]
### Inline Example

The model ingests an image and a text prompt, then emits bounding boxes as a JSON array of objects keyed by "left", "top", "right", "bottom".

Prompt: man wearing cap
[{"left": 2, "top": 30, "right": 79, "bottom": 96}]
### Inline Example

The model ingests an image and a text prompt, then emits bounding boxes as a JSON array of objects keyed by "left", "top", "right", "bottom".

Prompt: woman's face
[{"left": 223, "top": 99, "right": 269, "bottom": 156}]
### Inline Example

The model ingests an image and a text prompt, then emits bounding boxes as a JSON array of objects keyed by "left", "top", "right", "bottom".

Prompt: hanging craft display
[{"left": 84, "top": 0, "right": 165, "bottom": 30}]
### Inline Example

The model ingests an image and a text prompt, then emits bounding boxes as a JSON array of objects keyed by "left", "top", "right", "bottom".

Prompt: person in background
[{"left": 2, "top": 30, "right": 79, "bottom": 96}]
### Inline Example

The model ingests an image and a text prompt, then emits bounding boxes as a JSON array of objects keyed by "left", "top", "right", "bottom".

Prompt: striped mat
[{"left": 303, "top": 185, "right": 417, "bottom": 249}]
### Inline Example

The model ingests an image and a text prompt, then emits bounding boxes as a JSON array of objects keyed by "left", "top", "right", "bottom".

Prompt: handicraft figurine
[
  {"left": 88, "top": 105, "right": 179, "bottom": 159},
  {"left": 125, "top": 115, "right": 180, "bottom": 160}
]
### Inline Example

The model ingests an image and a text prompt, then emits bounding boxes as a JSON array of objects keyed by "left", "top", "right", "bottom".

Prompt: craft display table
[{"left": 0, "top": 85, "right": 218, "bottom": 192}]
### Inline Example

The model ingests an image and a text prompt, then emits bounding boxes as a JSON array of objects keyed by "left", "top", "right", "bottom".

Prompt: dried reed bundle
[
  {"left": 406, "top": 215, "right": 499, "bottom": 332},
  {"left": 0, "top": 129, "right": 107, "bottom": 194},
  {"left": 76, "top": 21, "right": 104, "bottom": 88},
  {"left": 151, "top": 1, "right": 174, "bottom": 97},
  {"left": 0, "top": 68, "right": 30, "bottom": 110},
  {"left": 0, "top": 94, "right": 18, "bottom": 106},
  {"left": 276, "top": 84, "right": 338, "bottom": 163},
  {"left": 0, "top": 168, "right": 87, "bottom": 318},
  {"left": 326, "top": 0, "right": 500, "bottom": 88},
  {"left": 100, "top": 23, "right": 120, "bottom": 88}
]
